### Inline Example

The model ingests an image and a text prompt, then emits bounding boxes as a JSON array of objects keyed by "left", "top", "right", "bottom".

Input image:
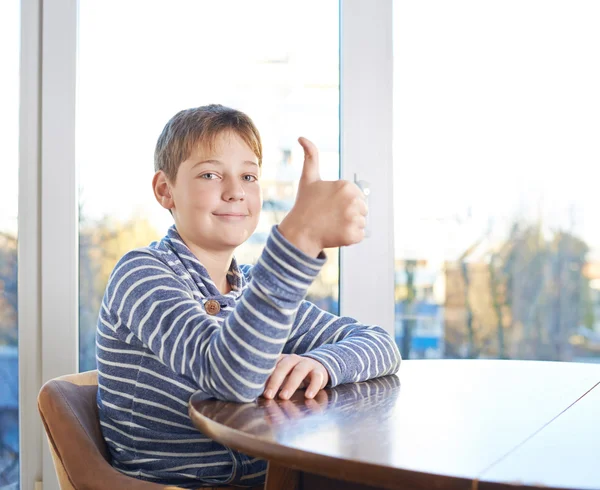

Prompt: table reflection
[{"left": 191, "top": 375, "right": 401, "bottom": 462}]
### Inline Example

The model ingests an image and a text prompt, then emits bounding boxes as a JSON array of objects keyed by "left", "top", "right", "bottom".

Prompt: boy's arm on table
[
  {"left": 284, "top": 301, "right": 402, "bottom": 387},
  {"left": 102, "top": 226, "right": 325, "bottom": 403}
]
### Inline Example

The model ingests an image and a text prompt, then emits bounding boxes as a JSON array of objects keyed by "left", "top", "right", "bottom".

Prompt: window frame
[
  {"left": 18, "top": 0, "right": 42, "bottom": 489},
  {"left": 340, "top": 0, "right": 395, "bottom": 336}
]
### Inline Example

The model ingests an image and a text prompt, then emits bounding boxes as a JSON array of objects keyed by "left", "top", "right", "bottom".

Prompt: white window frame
[
  {"left": 340, "top": 0, "right": 395, "bottom": 336},
  {"left": 19, "top": 1, "right": 43, "bottom": 489},
  {"left": 18, "top": 1, "right": 394, "bottom": 489}
]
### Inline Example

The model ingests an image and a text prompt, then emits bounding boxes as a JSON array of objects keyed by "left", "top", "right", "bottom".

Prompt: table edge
[{"left": 189, "top": 401, "right": 478, "bottom": 490}]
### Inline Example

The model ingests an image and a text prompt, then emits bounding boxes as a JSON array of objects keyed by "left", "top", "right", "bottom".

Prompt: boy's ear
[{"left": 152, "top": 171, "right": 174, "bottom": 210}]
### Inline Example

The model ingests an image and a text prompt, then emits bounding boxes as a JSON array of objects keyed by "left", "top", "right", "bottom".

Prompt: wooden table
[{"left": 188, "top": 360, "right": 600, "bottom": 490}]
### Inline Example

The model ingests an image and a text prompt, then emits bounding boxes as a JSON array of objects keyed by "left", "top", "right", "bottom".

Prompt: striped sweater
[{"left": 96, "top": 224, "right": 401, "bottom": 487}]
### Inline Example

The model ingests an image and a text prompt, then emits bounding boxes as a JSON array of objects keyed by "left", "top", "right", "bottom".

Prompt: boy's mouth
[{"left": 213, "top": 213, "right": 248, "bottom": 221}]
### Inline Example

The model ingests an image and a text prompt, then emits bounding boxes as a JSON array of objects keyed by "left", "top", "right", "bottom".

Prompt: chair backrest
[
  {"left": 38, "top": 371, "right": 177, "bottom": 490},
  {"left": 38, "top": 370, "right": 262, "bottom": 490}
]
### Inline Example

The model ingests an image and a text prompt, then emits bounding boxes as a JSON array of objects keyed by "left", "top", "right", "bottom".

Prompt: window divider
[
  {"left": 39, "top": 1, "right": 79, "bottom": 489},
  {"left": 19, "top": 1, "right": 43, "bottom": 489},
  {"left": 340, "top": 0, "right": 395, "bottom": 336}
]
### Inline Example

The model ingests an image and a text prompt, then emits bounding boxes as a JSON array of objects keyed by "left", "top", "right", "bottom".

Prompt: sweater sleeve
[
  {"left": 101, "top": 226, "right": 325, "bottom": 402},
  {"left": 283, "top": 301, "right": 402, "bottom": 387}
]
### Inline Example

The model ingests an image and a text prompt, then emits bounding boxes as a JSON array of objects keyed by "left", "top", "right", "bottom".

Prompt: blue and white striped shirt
[{"left": 96, "top": 224, "right": 401, "bottom": 487}]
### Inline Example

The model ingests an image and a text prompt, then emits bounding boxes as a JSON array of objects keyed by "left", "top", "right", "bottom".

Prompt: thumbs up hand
[{"left": 278, "top": 137, "right": 368, "bottom": 258}]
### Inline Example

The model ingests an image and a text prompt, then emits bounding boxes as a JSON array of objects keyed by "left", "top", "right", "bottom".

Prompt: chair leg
[{"left": 265, "top": 461, "right": 300, "bottom": 490}]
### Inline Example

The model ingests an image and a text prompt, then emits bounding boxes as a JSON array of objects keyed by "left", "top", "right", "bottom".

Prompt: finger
[
  {"left": 304, "top": 370, "right": 326, "bottom": 399},
  {"left": 354, "top": 215, "right": 367, "bottom": 230},
  {"left": 279, "top": 361, "right": 314, "bottom": 400},
  {"left": 262, "top": 377, "right": 271, "bottom": 395},
  {"left": 298, "top": 137, "right": 321, "bottom": 185},
  {"left": 263, "top": 354, "right": 288, "bottom": 399},
  {"left": 346, "top": 197, "right": 367, "bottom": 222},
  {"left": 357, "top": 197, "right": 368, "bottom": 216},
  {"left": 351, "top": 228, "right": 366, "bottom": 244},
  {"left": 262, "top": 355, "right": 288, "bottom": 397},
  {"left": 314, "top": 389, "right": 329, "bottom": 406},
  {"left": 264, "top": 355, "right": 301, "bottom": 399}
]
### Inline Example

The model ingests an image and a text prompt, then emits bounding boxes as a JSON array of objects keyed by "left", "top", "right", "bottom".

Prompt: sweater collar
[{"left": 162, "top": 225, "right": 244, "bottom": 299}]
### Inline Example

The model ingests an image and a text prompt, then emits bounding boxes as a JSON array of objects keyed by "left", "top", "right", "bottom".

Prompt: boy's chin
[{"left": 213, "top": 231, "right": 255, "bottom": 250}]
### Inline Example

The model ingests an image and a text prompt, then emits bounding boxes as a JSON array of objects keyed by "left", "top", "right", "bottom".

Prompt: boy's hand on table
[
  {"left": 278, "top": 137, "right": 368, "bottom": 258},
  {"left": 262, "top": 354, "right": 329, "bottom": 400}
]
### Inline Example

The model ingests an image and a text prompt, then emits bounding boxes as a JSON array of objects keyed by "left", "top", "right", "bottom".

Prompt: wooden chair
[{"left": 38, "top": 370, "right": 263, "bottom": 490}]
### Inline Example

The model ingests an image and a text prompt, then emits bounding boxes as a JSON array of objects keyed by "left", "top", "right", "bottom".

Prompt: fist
[{"left": 278, "top": 137, "right": 368, "bottom": 257}]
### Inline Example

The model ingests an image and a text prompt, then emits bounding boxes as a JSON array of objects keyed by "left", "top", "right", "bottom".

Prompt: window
[
  {"left": 0, "top": 1, "right": 20, "bottom": 488},
  {"left": 393, "top": 1, "right": 600, "bottom": 361},
  {"left": 77, "top": 0, "right": 340, "bottom": 370}
]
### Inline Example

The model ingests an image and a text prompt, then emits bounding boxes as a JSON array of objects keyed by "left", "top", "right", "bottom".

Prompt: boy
[{"left": 96, "top": 104, "right": 401, "bottom": 488}]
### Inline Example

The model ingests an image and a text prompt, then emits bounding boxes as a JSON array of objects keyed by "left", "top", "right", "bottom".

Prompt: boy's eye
[
  {"left": 243, "top": 175, "right": 258, "bottom": 182},
  {"left": 199, "top": 172, "right": 218, "bottom": 180}
]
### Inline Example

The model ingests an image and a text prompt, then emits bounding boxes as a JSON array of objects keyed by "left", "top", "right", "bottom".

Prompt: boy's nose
[{"left": 222, "top": 181, "right": 245, "bottom": 201}]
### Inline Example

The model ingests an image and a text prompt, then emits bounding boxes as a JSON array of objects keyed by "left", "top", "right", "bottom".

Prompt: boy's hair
[{"left": 154, "top": 104, "right": 263, "bottom": 182}]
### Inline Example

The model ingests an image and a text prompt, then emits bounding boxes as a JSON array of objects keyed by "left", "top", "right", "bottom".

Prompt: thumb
[{"left": 298, "top": 137, "right": 321, "bottom": 185}]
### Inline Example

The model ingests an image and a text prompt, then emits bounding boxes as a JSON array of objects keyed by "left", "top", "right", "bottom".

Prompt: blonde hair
[{"left": 154, "top": 104, "right": 263, "bottom": 182}]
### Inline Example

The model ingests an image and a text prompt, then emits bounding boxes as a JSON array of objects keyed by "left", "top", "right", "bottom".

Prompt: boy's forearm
[
  {"left": 203, "top": 225, "right": 327, "bottom": 401},
  {"left": 285, "top": 301, "right": 402, "bottom": 388},
  {"left": 303, "top": 329, "right": 401, "bottom": 387}
]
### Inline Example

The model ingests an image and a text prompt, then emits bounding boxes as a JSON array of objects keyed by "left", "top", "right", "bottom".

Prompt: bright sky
[
  {"left": 1, "top": 1, "right": 599, "bottom": 261},
  {"left": 393, "top": 1, "right": 600, "bottom": 260}
]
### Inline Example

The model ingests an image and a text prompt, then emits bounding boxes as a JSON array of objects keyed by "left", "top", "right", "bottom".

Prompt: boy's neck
[
  {"left": 177, "top": 234, "right": 234, "bottom": 295},
  {"left": 195, "top": 248, "right": 234, "bottom": 295}
]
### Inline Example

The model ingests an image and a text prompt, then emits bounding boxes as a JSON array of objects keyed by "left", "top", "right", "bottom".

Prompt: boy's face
[{"left": 161, "top": 131, "right": 262, "bottom": 253}]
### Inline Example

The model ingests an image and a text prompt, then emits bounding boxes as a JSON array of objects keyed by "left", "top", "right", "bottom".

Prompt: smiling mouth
[{"left": 213, "top": 213, "right": 249, "bottom": 220}]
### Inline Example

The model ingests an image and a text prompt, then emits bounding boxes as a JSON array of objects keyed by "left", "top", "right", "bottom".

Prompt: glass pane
[
  {"left": 77, "top": 0, "right": 340, "bottom": 371},
  {"left": 393, "top": 1, "right": 600, "bottom": 362},
  {"left": 0, "top": 1, "right": 20, "bottom": 488}
]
